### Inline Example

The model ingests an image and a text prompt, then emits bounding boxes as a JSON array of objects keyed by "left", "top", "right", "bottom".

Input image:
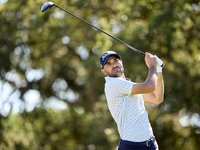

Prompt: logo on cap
[{"left": 99, "top": 51, "right": 120, "bottom": 69}]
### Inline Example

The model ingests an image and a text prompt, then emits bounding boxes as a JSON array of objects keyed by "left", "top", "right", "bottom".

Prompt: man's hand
[{"left": 145, "top": 52, "right": 157, "bottom": 68}]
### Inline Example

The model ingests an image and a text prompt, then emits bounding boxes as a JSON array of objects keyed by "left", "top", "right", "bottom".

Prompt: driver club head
[{"left": 41, "top": 2, "right": 55, "bottom": 12}]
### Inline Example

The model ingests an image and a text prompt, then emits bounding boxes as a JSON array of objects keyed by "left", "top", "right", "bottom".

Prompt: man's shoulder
[
  {"left": 105, "top": 76, "right": 133, "bottom": 89},
  {"left": 105, "top": 77, "right": 124, "bottom": 89}
]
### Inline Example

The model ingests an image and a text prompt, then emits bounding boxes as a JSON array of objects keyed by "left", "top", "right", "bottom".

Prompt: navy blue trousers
[{"left": 117, "top": 139, "right": 159, "bottom": 150}]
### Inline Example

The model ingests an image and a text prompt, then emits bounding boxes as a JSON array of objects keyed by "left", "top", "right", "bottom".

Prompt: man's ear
[{"left": 101, "top": 69, "right": 107, "bottom": 75}]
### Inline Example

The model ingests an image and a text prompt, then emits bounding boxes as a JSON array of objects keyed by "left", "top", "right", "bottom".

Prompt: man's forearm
[
  {"left": 153, "top": 72, "right": 164, "bottom": 103},
  {"left": 131, "top": 66, "right": 158, "bottom": 95},
  {"left": 145, "top": 66, "right": 158, "bottom": 90}
]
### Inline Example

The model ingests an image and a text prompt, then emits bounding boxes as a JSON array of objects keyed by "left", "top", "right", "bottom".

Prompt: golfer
[{"left": 100, "top": 51, "right": 164, "bottom": 150}]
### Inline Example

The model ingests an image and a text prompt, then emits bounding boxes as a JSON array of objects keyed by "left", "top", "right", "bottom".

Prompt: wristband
[{"left": 157, "top": 65, "right": 162, "bottom": 72}]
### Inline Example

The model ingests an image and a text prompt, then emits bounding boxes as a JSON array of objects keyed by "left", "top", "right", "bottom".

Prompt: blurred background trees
[{"left": 0, "top": 0, "right": 200, "bottom": 149}]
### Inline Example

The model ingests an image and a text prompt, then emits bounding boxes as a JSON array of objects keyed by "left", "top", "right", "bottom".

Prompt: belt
[{"left": 120, "top": 137, "right": 155, "bottom": 147}]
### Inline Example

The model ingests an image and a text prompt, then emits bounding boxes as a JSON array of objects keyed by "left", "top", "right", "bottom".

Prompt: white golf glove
[{"left": 154, "top": 55, "right": 163, "bottom": 73}]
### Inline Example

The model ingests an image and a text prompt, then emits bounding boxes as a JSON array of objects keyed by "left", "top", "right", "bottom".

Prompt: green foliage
[
  {"left": 0, "top": 0, "right": 200, "bottom": 149},
  {"left": 1, "top": 101, "right": 118, "bottom": 150}
]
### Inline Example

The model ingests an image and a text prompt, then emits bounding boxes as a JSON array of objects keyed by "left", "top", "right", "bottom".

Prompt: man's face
[{"left": 101, "top": 56, "right": 124, "bottom": 77}]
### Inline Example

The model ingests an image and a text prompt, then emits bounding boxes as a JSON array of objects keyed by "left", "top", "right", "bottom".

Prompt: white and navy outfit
[{"left": 104, "top": 76, "right": 158, "bottom": 150}]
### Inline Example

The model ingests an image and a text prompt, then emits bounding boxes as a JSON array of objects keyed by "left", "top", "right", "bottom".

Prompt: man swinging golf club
[
  {"left": 41, "top": 3, "right": 164, "bottom": 149},
  {"left": 100, "top": 51, "right": 164, "bottom": 150}
]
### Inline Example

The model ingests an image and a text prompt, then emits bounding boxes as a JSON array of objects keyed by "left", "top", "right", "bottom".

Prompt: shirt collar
[{"left": 105, "top": 76, "right": 131, "bottom": 81}]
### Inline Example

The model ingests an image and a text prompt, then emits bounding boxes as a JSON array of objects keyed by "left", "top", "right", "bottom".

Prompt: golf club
[{"left": 41, "top": 2, "right": 164, "bottom": 67}]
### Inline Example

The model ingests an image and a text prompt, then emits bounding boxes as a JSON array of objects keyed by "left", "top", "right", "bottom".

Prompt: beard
[{"left": 106, "top": 66, "right": 124, "bottom": 77}]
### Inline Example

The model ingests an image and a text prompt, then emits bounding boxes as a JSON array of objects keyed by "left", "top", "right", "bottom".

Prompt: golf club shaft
[
  {"left": 54, "top": 4, "right": 145, "bottom": 56},
  {"left": 43, "top": 2, "right": 164, "bottom": 67}
]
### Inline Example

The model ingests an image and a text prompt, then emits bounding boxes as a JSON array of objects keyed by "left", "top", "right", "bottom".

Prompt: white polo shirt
[{"left": 104, "top": 76, "right": 154, "bottom": 142}]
